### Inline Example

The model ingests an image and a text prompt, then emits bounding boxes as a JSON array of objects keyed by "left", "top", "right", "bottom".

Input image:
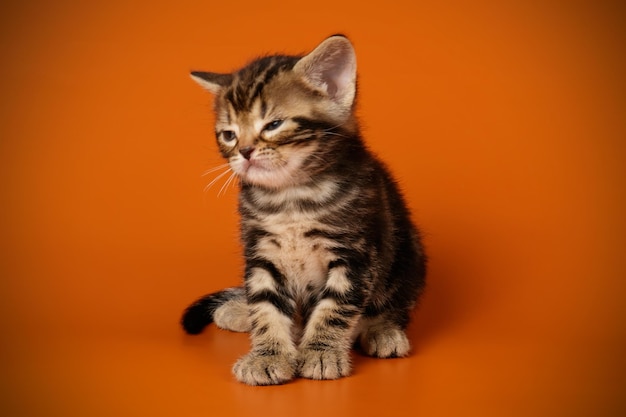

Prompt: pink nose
[{"left": 239, "top": 146, "right": 255, "bottom": 160}]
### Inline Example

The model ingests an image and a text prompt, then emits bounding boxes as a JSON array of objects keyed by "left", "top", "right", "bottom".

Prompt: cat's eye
[
  {"left": 221, "top": 130, "right": 237, "bottom": 143},
  {"left": 263, "top": 119, "right": 284, "bottom": 132}
]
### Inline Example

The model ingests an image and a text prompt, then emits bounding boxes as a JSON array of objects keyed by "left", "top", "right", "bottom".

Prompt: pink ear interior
[{"left": 296, "top": 36, "right": 356, "bottom": 101}]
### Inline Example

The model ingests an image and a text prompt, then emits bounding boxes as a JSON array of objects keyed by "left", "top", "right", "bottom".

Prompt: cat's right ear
[{"left": 190, "top": 71, "right": 232, "bottom": 94}]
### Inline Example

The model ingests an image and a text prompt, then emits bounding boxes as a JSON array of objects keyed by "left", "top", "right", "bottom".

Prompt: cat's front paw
[
  {"left": 359, "top": 326, "right": 410, "bottom": 358},
  {"left": 298, "top": 348, "right": 352, "bottom": 380},
  {"left": 232, "top": 351, "right": 297, "bottom": 386}
]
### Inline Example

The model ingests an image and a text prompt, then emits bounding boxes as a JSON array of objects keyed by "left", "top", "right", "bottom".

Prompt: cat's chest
[{"left": 253, "top": 211, "right": 333, "bottom": 291}]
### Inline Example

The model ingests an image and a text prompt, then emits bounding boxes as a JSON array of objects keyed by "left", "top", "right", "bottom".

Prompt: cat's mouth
[
  {"left": 234, "top": 157, "right": 284, "bottom": 186},
  {"left": 240, "top": 157, "right": 278, "bottom": 172},
  {"left": 232, "top": 153, "right": 307, "bottom": 189}
]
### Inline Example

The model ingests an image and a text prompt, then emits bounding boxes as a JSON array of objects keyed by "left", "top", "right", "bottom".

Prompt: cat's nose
[{"left": 239, "top": 146, "right": 255, "bottom": 160}]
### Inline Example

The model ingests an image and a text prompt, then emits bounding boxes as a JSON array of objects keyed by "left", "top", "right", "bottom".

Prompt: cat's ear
[
  {"left": 190, "top": 71, "right": 232, "bottom": 94},
  {"left": 294, "top": 35, "right": 357, "bottom": 111}
]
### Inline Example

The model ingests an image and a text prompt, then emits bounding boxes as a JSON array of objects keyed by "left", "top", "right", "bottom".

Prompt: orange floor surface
[{"left": 2, "top": 1, "right": 625, "bottom": 416}]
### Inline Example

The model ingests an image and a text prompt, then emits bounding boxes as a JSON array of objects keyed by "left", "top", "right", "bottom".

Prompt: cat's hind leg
[
  {"left": 213, "top": 288, "right": 251, "bottom": 332},
  {"left": 181, "top": 286, "right": 250, "bottom": 334},
  {"left": 356, "top": 315, "right": 411, "bottom": 358}
]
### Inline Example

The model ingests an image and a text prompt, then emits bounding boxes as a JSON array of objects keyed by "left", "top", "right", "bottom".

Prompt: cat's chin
[
  {"left": 240, "top": 168, "right": 298, "bottom": 190},
  {"left": 234, "top": 155, "right": 308, "bottom": 190}
]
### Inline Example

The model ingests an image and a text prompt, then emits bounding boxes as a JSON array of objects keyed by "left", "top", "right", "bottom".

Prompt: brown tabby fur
[{"left": 182, "top": 35, "right": 426, "bottom": 385}]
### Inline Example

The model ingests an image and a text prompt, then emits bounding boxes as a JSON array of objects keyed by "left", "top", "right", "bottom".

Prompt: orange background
[{"left": 1, "top": 1, "right": 625, "bottom": 416}]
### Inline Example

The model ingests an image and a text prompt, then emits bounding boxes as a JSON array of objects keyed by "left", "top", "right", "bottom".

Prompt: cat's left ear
[
  {"left": 190, "top": 71, "right": 232, "bottom": 95},
  {"left": 294, "top": 35, "right": 357, "bottom": 115}
]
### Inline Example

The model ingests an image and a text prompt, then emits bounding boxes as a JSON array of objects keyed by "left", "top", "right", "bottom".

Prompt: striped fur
[{"left": 182, "top": 35, "right": 426, "bottom": 385}]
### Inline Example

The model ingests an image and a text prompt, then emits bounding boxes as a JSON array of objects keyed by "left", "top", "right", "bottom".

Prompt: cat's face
[
  {"left": 191, "top": 36, "right": 357, "bottom": 189},
  {"left": 212, "top": 66, "right": 326, "bottom": 189}
]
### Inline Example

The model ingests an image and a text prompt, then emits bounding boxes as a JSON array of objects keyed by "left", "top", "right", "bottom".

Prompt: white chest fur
[{"left": 254, "top": 210, "right": 333, "bottom": 297}]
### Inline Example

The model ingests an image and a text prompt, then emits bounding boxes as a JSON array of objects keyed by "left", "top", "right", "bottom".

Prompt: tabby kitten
[{"left": 182, "top": 35, "right": 426, "bottom": 385}]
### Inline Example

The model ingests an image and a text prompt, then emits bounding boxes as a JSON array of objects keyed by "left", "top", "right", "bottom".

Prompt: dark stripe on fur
[
  {"left": 291, "top": 117, "right": 338, "bottom": 133},
  {"left": 319, "top": 286, "right": 364, "bottom": 308},
  {"left": 247, "top": 59, "right": 285, "bottom": 108},
  {"left": 306, "top": 341, "right": 332, "bottom": 351},
  {"left": 328, "top": 259, "right": 348, "bottom": 270},
  {"left": 248, "top": 289, "right": 295, "bottom": 317},
  {"left": 224, "top": 56, "right": 299, "bottom": 113},
  {"left": 325, "top": 316, "right": 350, "bottom": 329},
  {"left": 246, "top": 257, "right": 286, "bottom": 285},
  {"left": 242, "top": 226, "right": 276, "bottom": 243}
]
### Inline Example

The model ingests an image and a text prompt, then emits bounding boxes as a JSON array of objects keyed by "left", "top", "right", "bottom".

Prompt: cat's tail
[{"left": 181, "top": 286, "right": 247, "bottom": 335}]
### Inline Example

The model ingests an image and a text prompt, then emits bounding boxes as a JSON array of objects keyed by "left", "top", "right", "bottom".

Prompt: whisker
[
  {"left": 217, "top": 172, "right": 237, "bottom": 197},
  {"left": 229, "top": 172, "right": 241, "bottom": 192},
  {"left": 203, "top": 167, "right": 232, "bottom": 193},
  {"left": 318, "top": 122, "right": 350, "bottom": 139},
  {"left": 322, "top": 131, "right": 349, "bottom": 138},
  {"left": 202, "top": 163, "right": 231, "bottom": 177},
  {"left": 323, "top": 122, "right": 347, "bottom": 132},
  {"left": 326, "top": 121, "right": 346, "bottom": 130}
]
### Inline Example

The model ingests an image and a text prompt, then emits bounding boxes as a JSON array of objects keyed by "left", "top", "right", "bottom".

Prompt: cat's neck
[{"left": 240, "top": 177, "right": 347, "bottom": 212}]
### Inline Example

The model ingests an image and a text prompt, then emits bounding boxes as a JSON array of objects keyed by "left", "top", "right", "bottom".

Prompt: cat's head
[{"left": 191, "top": 35, "right": 358, "bottom": 189}]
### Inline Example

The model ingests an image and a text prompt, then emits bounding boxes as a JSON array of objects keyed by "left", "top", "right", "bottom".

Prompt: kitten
[{"left": 181, "top": 35, "right": 427, "bottom": 385}]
